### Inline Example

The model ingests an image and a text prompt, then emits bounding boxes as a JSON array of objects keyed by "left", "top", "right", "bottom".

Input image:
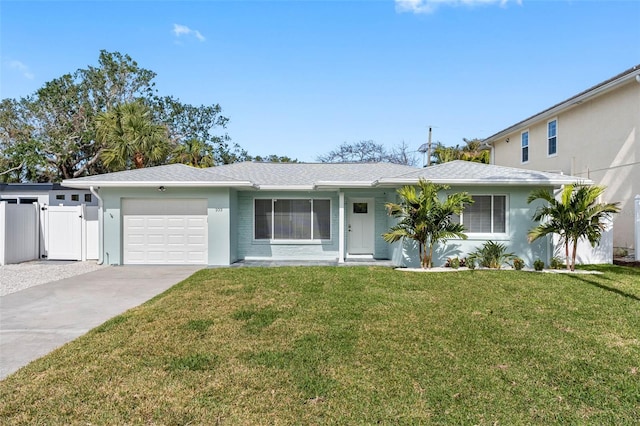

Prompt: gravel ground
[{"left": 0, "top": 261, "right": 107, "bottom": 297}]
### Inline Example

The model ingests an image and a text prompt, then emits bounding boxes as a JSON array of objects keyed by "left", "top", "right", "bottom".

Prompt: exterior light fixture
[{"left": 158, "top": 186, "right": 166, "bottom": 192}]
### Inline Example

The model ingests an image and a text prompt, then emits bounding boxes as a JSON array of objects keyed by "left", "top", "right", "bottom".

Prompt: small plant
[
  {"left": 512, "top": 257, "right": 525, "bottom": 271},
  {"left": 549, "top": 257, "right": 564, "bottom": 269},
  {"left": 446, "top": 257, "right": 461, "bottom": 269},
  {"left": 467, "top": 241, "right": 516, "bottom": 269},
  {"left": 533, "top": 259, "right": 544, "bottom": 271},
  {"left": 467, "top": 258, "right": 476, "bottom": 270}
]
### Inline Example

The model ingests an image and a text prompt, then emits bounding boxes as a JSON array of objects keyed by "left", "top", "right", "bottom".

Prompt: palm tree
[
  {"left": 96, "top": 100, "right": 169, "bottom": 170},
  {"left": 383, "top": 179, "right": 473, "bottom": 268},
  {"left": 170, "top": 138, "right": 215, "bottom": 168},
  {"left": 527, "top": 184, "right": 620, "bottom": 271}
]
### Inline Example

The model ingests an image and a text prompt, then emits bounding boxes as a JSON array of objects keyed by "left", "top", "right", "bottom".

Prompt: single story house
[{"left": 61, "top": 160, "right": 587, "bottom": 267}]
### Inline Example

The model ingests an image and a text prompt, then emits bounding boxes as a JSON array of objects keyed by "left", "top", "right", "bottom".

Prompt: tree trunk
[
  {"left": 134, "top": 152, "right": 144, "bottom": 169},
  {"left": 565, "top": 239, "right": 571, "bottom": 271},
  {"left": 571, "top": 239, "right": 578, "bottom": 271}
]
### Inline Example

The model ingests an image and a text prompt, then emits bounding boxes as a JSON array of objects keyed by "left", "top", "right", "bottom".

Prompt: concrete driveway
[{"left": 0, "top": 265, "right": 201, "bottom": 380}]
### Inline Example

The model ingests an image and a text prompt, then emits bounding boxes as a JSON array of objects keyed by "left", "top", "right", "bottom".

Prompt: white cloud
[
  {"left": 172, "top": 24, "right": 206, "bottom": 42},
  {"left": 8, "top": 59, "right": 34, "bottom": 79},
  {"left": 396, "top": 0, "right": 522, "bottom": 14}
]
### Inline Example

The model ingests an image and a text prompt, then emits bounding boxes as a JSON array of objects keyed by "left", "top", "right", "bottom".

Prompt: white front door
[{"left": 347, "top": 198, "right": 374, "bottom": 255}]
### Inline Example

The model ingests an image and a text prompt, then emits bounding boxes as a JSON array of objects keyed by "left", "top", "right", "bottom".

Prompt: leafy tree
[
  {"left": 383, "top": 179, "right": 473, "bottom": 268},
  {"left": 170, "top": 138, "right": 215, "bottom": 168},
  {"left": 431, "top": 138, "right": 489, "bottom": 165},
  {"left": 96, "top": 101, "right": 169, "bottom": 170},
  {"left": 317, "top": 140, "right": 418, "bottom": 166},
  {"left": 527, "top": 184, "right": 620, "bottom": 271},
  {"left": 0, "top": 50, "right": 237, "bottom": 180},
  {"left": 152, "top": 96, "right": 246, "bottom": 166},
  {"left": 245, "top": 154, "right": 298, "bottom": 163}
]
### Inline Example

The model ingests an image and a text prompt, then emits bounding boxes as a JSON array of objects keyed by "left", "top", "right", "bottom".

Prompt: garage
[{"left": 122, "top": 199, "right": 208, "bottom": 265}]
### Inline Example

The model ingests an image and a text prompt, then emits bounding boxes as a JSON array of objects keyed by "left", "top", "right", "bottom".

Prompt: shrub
[
  {"left": 467, "top": 241, "right": 516, "bottom": 269},
  {"left": 549, "top": 257, "right": 564, "bottom": 269},
  {"left": 512, "top": 257, "right": 525, "bottom": 271},
  {"left": 446, "top": 257, "right": 461, "bottom": 269},
  {"left": 533, "top": 259, "right": 545, "bottom": 271}
]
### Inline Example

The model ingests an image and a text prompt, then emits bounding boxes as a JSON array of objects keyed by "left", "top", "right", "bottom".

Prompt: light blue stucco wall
[
  {"left": 236, "top": 189, "right": 395, "bottom": 261},
  {"left": 389, "top": 185, "right": 551, "bottom": 268},
  {"left": 99, "top": 187, "right": 233, "bottom": 266},
  {"left": 237, "top": 191, "right": 340, "bottom": 260}
]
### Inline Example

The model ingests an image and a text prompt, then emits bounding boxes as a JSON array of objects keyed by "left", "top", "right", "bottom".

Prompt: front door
[{"left": 348, "top": 198, "right": 374, "bottom": 255}]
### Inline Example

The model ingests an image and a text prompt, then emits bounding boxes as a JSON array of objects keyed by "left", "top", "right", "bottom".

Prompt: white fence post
[
  {"left": 0, "top": 202, "right": 6, "bottom": 266},
  {"left": 635, "top": 195, "right": 640, "bottom": 261}
]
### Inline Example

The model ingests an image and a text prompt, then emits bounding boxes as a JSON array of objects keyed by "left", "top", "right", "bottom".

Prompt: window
[
  {"left": 547, "top": 119, "right": 557, "bottom": 156},
  {"left": 56, "top": 194, "right": 65, "bottom": 200},
  {"left": 353, "top": 202, "right": 368, "bottom": 214},
  {"left": 521, "top": 131, "right": 529, "bottom": 163},
  {"left": 458, "top": 195, "right": 506, "bottom": 234},
  {"left": 84, "top": 194, "right": 92, "bottom": 202},
  {"left": 255, "top": 199, "right": 331, "bottom": 240},
  {"left": 71, "top": 194, "right": 79, "bottom": 201}
]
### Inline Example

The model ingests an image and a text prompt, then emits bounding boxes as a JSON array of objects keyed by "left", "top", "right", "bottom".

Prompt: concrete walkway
[{"left": 0, "top": 265, "right": 201, "bottom": 380}]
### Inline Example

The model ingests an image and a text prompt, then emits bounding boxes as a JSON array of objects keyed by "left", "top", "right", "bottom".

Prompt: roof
[
  {"left": 376, "top": 161, "right": 592, "bottom": 187},
  {"left": 60, "top": 164, "right": 254, "bottom": 188},
  {"left": 484, "top": 64, "right": 640, "bottom": 144},
  {"left": 62, "top": 160, "right": 588, "bottom": 190},
  {"left": 0, "top": 183, "right": 80, "bottom": 193}
]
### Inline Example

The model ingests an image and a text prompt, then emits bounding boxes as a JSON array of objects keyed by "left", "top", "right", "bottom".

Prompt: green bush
[
  {"left": 533, "top": 259, "right": 545, "bottom": 271},
  {"left": 467, "top": 241, "right": 516, "bottom": 269},
  {"left": 512, "top": 257, "right": 525, "bottom": 271},
  {"left": 549, "top": 257, "right": 564, "bottom": 269}
]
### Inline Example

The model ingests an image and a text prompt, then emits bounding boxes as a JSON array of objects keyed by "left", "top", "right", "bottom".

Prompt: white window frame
[
  {"left": 521, "top": 130, "right": 529, "bottom": 164},
  {"left": 547, "top": 118, "right": 558, "bottom": 157},
  {"left": 253, "top": 197, "right": 332, "bottom": 243},
  {"left": 458, "top": 194, "right": 509, "bottom": 238}
]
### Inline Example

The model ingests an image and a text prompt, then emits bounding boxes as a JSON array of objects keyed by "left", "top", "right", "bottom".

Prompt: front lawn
[{"left": 1, "top": 266, "right": 639, "bottom": 424}]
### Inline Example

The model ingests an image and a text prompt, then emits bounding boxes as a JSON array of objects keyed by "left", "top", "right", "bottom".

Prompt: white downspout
[
  {"left": 339, "top": 191, "right": 345, "bottom": 263},
  {"left": 89, "top": 186, "right": 104, "bottom": 265}
]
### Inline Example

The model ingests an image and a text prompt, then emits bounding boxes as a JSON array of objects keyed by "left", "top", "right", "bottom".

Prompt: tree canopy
[
  {"left": 317, "top": 140, "right": 419, "bottom": 166},
  {"left": 0, "top": 50, "right": 291, "bottom": 182}
]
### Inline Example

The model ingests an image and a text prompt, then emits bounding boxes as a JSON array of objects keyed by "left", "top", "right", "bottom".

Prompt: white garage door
[{"left": 122, "top": 199, "right": 208, "bottom": 265}]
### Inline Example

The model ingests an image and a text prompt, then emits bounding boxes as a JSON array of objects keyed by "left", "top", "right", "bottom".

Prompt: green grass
[{"left": 1, "top": 266, "right": 639, "bottom": 424}]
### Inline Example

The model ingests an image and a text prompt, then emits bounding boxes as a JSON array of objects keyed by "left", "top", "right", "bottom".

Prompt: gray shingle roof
[
  {"left": 205, "top": 162, "right": 419, "bottom": 187},
  {"left": 63, "top": 164, "right": 251, "bottom": 186},
  {"left": 377, "top": 160, "right": 590, "bottom": 186},
  {"left": 62, "top": 161, "right": 588, "bottom": 189}
]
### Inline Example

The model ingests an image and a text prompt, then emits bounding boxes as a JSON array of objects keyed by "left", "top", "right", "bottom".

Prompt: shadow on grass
[{"left": 567, "top": 274, "right": 640, "bottom": 302}]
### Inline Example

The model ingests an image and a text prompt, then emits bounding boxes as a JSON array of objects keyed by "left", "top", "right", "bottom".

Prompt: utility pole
[
  {"left": 418, "top": 126, "right": 434, "bottom": 168},
  {"left": 426, "top": 126, "right": 432, "bottom": 167}
]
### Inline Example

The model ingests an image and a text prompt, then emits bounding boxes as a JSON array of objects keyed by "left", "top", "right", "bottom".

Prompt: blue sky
[{"left": 1, "top": 0, "right": 639, "bottom": 162}]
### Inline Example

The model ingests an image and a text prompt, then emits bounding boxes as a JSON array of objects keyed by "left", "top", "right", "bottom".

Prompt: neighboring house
[
  {"left": 0, "top": 184, "right": 99, "bottom": 264},
  {"left": 61, "top": 161, "right": 586, "bottom": 267},
  {"left": 484, "top": 64, "right": 640, "bottom": 253},
  {"left": 0, "top": 183, "right": 98, "bottom": 207}
]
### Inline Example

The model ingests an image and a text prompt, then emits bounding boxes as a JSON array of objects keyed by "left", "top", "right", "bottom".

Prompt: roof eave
[
  {"left": 484, "top": 66, "right": 640, "bottom": 144},
  {"left": 376, "top": 178, "right": 591, "bottom": 187},
  {"left": 314, "top": 181, "right": 375, "bottom": 189}
]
